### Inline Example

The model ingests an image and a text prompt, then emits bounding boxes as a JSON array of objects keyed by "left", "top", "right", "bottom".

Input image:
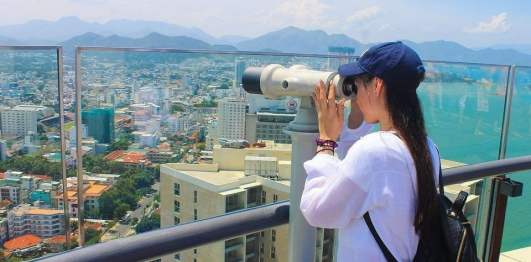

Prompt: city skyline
[{"left": 1, "top": 0, "right": 530, "bottom": 48}]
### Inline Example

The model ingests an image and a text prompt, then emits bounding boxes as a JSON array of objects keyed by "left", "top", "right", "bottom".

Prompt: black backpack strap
[
  {"left": 363, "top": 212, "right": 398, "bottom": 262},
  {"left": 434, "top": 145, "right": 444, "bottom": 195},
  {"left": 452, "top": 190, "right": 468, "bottom": 211}
]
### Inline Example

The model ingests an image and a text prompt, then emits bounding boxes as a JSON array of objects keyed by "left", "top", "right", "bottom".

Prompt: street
[{"left": 103, "top": 182, "right": 160, "bottom": 240}]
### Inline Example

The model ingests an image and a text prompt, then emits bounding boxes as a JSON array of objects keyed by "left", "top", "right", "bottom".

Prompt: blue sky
[{"left": 3, "top": 0, "right": 530, "bottom": 47}]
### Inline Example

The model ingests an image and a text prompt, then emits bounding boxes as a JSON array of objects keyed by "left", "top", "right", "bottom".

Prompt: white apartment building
[
  {"left": 140, "top": 134, "right": 159, "bottom": 148},
  {"left": 7, "top": 206, "right": 65, "bottom": 239},
  {"left": 0, "top": 186, "right": 20, "bottom": 205},
  {"left": 217, "top": 99, "right": 246, "bottom": 140},
  {"left": 168, "top": 116, "right": 188, "bottom": 134},
  {"left": 205, "top": 120, "right": 218, "bottom": 151},
  {"left": 147, "top": 118, "right": 162, "bottom": 133},
  {"left": 1, "top": 107, "right": 39, "bottom": 136},
  {"left": 160, "top": 141, "right": 336, "bottom": 262},
  {"left": 132, "top": 110, "right": 150, "bottom": 122},
  {"left": 67, "top": 124, "right": 88, "bottom": 143}
]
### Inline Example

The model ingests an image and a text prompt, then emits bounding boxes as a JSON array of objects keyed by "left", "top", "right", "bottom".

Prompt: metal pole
[
  {"left": 57, "top": 47, "right": 71, "bottom": 250},
  {"left": 75, "top": 47, "right": 85, "bottom": 246},
  {"left": 486, "top": 65, "right": 517, "bottom": 262},
  {"left": 283, "top": 96, "right": 319, "bottom": 262},
  {"left": 499, "top": 66, "right": 517, "bottom": 160}
]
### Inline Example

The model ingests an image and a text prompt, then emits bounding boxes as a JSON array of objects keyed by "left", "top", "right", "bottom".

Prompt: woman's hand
[{"left": 312, "top": 80, "right": 345, "bottom": 141}]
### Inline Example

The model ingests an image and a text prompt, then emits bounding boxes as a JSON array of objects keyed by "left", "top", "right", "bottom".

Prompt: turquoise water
[{"left": 416, "top": 64, "right": 531, "bottom": 252}]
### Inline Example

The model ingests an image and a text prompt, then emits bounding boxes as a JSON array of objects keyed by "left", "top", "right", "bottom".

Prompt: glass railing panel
[
  {"left": 76, "top": 49, "right": 354, "bottom": 256},
  {"left": 0, "top": 47, "right": 70, "bottom": 257},
  {"left": 75, "top": 48, "right": 516, "bottom": 261},
  {"left": 501, "top": 66, "right": 531, "bottom": 254},
  {"left": 417, "top": 62, "right": 511, "bottom": 255},
  {"left": 418, "top": 62, "right": 510, "bottom": 164}
]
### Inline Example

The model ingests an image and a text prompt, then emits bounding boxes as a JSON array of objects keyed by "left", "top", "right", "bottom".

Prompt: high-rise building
[
  {"left": 0, "top": 140, "right": 7, "bottom": 161},
  {"left": 68, "top": 124, "right": 88, "bottom": 143},
  {"left": 160, "top": 142, "right": 335, "bottom": 262},
  {"left": 327, "top": 46, "right": 356, "bottom": 71},
  {"left": 234, "top": 57, "right": 246, "bottom": 86},
  {"left": 246, "top": 112, "right": 295, "bottom": 144},
  {"left": 245, "top": 95, "right": 298, "bottom": 144},
  {"left": 217, "top": 99, "right": 246, "bottom": 140},
  {"left": 168, "top": 116, "right": 189, "bottom": 134},
  {"left": 0, "top": 105, "right": 53, "bottom": 136},
  {"left": 82, "top": 106, "right": 115, "bottom": 144},
  {"left": 0, "top": 78, "right": 9, "bottom": 98}
]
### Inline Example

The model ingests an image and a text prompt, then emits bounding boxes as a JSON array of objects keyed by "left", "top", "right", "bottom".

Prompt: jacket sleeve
[
  {"left": 300, "top": 142, "right": 390, "bottom": 229},
  {"left": 337, "top": 121, "right": 373, "bottom": 160}
]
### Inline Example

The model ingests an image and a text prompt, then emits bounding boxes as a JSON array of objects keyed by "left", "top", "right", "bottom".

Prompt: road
[{"left": 105, "top": 182, "right": 160, "bottom": 239}]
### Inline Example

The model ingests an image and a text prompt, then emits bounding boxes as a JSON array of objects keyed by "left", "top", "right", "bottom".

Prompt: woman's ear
[{"left": 374, "top": 78, "right": 384, "bottom": 97}]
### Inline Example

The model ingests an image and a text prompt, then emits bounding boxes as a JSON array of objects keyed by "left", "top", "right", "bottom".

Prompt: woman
[{"left": 301, "top": 42, "right": 441, "bottom": 261}]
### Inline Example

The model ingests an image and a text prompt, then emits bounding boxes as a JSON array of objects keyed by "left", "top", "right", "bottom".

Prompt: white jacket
[{"left": 301, "top": 122, "right": 440, "bottom": 262}]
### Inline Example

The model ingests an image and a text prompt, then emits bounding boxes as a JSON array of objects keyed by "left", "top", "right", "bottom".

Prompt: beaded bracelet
[{"left": 315, "top": 139, "right": 338, "bottom": 148}]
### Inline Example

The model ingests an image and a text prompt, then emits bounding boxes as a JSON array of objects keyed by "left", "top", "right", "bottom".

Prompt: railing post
[
  {"left": 484, "top": 65, "right": 519, "bottom": 261},
  {"left": 57, "top": 46, "right": 71, "bottom": 250},
  {"left": 284, "top": 96, "right": 318, "bottom": 262},
  {"left": 75, "top": 46, "right": 85, "bottom": 246}
]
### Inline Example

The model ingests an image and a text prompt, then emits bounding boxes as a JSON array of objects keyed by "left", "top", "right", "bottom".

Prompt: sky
[{"left": 2, "top": 0, "right": 531, "bottom": 48}]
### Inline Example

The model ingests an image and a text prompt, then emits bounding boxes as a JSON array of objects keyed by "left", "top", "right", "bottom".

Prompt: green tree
[
  {"left": 70, "top": 220, "right": 79, "bottom": 232},
  {"left": 99, "top": 190, "right": 119, "bottom": 219},
  {"left": 135, "top": 215, "right": 160, "bottom": 234},
  {"left": 114, "top": 203, "right": 129, "bottom": 220},
  {"left": 170, "top": 104, "right": 185, "bottom": 114},
  {"left": 109, "top": 139, "right": 131, "bottom": 152},
  {"left": 132, "top": 172, "right": 153, "bottom": 189},
  {"left": 86, "top": 208, "right": 101, "bottom": 219},
  {"left": 218, "top": 84, "right": 229, "bottom": 89},
  {"left": 84, "top": 227, "right": 101, "bottom": 244}
]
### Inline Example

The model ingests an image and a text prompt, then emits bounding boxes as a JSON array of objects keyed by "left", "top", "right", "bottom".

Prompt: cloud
[
  {"left": 346, "top": 6, "right": 382, "bottom": 23},
  {"left": 378, "top": 23, "right": 393, "bottom": 31},
  {"left": 265, "top": 0, "right": 337, "bottom": 29},
  {"left": 464, "top": 13, "right": 511, "bottom": 33}
]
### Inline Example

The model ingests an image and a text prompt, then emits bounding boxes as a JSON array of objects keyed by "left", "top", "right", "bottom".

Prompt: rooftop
[
  {"left": 47, "top": 235, "right": 67, "bottom": 244},
  {"left": 4, "top": 234, "right": 42, "bottom": 250},
  {"left": 10, "top": 105, "right": 48, "bottom": 111},
  {"left": 10, "top": 206, "right": 64, "bottom": 216},
  {"left": 85, "top": 184, "right": 110, "bottom": 196},
  {"left": 105, "top": 150, "right": 124, "bottom": 160},
  {"left": 164, "top": 164, "right": 245, "bottom": 186}
]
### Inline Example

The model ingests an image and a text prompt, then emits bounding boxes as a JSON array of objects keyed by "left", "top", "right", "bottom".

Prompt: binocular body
[{"left": 242, "top": 64, "right": 357, "bottom": 100}]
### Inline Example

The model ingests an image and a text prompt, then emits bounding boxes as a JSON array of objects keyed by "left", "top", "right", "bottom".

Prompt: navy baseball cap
[{"left": 338, "top": 41, "right": 425, "bottom": 88}]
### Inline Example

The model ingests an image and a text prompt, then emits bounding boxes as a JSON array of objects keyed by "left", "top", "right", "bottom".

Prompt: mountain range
[
  {"left": 59, "top": 32, "right": 237, "bottom": 56},
  {"left": 1, "top": 17, "right": 531, "bottom": 66}
]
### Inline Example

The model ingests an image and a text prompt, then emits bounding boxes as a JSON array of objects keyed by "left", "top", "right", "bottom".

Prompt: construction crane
[{"left": 189, "top": 128, "right": 200, "bottom": 160}]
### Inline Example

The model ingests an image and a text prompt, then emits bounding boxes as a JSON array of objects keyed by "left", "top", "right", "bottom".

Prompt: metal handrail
[
  {"left": 443, "top": 155, "right": 531, "bottom": 184},
  {"left": 30, "top": 155, "right": 531, "bottom": 262},
  {"left": 33, "top": 201, "right": 290, "bottom": 262},
  {"left": 77, "top": 46, "right": 359, "bottom": 59}
]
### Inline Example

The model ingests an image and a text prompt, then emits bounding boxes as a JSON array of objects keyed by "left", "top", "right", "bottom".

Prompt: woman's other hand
[{"left": 312, "top": 79, "right": 345, "bottom": 141}]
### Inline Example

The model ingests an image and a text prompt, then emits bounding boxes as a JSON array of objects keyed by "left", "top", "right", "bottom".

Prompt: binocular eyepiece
[{"left": 242, "top": 64, "right": 357, "bottom": 100}]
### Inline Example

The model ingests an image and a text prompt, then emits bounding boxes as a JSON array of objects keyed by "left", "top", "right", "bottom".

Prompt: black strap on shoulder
[
  {"left": 364, "top": 142, "right": 443, "bottom": 262},
  {"left": 363, "top": 212, "right": 398, "bottom": 262},
  {"left": 434, "top": 145, "right": 444, "bottom": 195}
]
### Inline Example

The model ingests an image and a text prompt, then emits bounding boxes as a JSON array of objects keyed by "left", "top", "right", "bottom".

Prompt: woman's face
[{"left": 354, "top": 77, "right": 382, "bottom": 124}]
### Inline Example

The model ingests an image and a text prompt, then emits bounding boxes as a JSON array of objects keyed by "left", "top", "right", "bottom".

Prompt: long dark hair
[{"left": 360, "top": 72, "right": 439, "bottom": 243}]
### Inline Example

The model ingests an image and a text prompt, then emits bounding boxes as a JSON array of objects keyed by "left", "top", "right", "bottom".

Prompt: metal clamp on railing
[{"left": 499, "top": 178, "right": 523, "bottom": 197}]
